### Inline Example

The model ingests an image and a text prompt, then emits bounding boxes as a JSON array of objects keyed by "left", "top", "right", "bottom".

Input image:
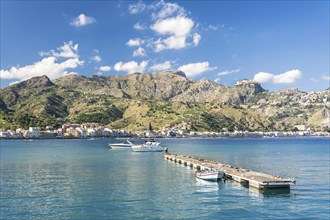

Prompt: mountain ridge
[
  {"left": 0, "top": 71, "right": 329, "bottom": 131},
  {"left": 53, "top": 71, "right": 267, "bottom": 104}
]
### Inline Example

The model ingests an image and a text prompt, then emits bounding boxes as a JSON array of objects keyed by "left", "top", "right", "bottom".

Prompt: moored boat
[
  {"left": 195, "top": 170, "right": 224, "bottom": 181},
  {"left": 131, "top": 139, "right": 166, "bottom": 152},
  {"left": 109, "top": 140, "right": 134, "bottom": 149}
]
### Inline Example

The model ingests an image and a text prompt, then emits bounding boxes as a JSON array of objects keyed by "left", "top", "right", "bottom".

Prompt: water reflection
[
  {"left": 195, "top": 178, "right": 222, "bottom": 193},
  {"left": 225, "top": 180, "right": 293, "bottom": 198},
  {"left": 249, "top": 187, "right": 292, "bottom": 198}
]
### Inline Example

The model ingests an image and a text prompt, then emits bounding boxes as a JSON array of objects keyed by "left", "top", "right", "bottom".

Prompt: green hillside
[{"left": 0, "top": 72, "right": 329, "bottom": 131}]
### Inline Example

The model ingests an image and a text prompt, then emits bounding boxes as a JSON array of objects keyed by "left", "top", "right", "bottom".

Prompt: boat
[
  {"left": 195, "top": 170, "right": 224, "bottom": 181},
  {"left": 131, "top": 139, "right": 166, "bottom": 152},
  {"left": 108, "top": 140, "right": 134, "bottom": 149}
]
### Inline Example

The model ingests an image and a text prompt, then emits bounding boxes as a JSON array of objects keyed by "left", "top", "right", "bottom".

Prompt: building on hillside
[
  {"left": 62, "top": 124, "right": 81, "bottom": 132},
  {"left": 102, "top": 128, "right": 111, "bottom": 137},
  {"left": 0, "top": 131, "right": 11, "bottom": 138},
  {"left": 295, "top": 125, "right": 306, "bottom": 131},
  {"left": 82, "top": 123, "right": 100, "bottom": 129},
  {"left": 55, "top": 129, "right": 64, "bottom": 138},
  {"left": 76, "top": 127, "right": 87, "bottom": 138},
  {"left": 15, "top": 128, "right": 25, "bottom": 138},
  {"left": 26, "top": 127, "right": 41, "bottom": 138},
  {"left": 40, "top": 131, "right": 57, "bottom": 139}
]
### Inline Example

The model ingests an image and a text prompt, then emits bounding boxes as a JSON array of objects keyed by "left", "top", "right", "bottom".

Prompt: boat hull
[
  {"left": 108, "top": 143, "right": 133, "bottom": 149},
  {"left": 131, "top": 145, "right": 165, "bottom": 152},
  {"left": 196, "top": 171, "right": 224, "bottom": 181}
]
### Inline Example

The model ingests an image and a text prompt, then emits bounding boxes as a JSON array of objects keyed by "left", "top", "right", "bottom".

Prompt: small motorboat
[
  {"left": 195, "top": 170, "right": 224, "bottom": 181},
  {"left": 131, "top": 139, "right": 166, "bottom": 152},
  {"left": 108, "top": 140, "right": 134, "bottom": 149}
]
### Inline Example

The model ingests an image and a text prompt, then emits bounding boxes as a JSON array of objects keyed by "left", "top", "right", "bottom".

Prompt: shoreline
[{"left": 1, "top": 135, "right": 329, "bottom": 141}]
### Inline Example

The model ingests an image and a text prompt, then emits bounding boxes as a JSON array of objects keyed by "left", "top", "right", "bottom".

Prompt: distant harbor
[{"left": 1, "top": 122, "right": 329, "bottom": 139}]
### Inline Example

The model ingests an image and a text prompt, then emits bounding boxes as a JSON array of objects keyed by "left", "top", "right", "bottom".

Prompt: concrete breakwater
[{"left": 164, "top": 152, "right": 296, "bottom": 189}]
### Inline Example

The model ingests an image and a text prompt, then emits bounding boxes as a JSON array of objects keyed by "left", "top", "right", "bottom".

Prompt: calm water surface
[{"left": 1, "top": 138, "right": 329, "bottom": 219}]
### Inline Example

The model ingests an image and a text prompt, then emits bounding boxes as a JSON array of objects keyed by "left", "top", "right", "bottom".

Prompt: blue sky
[{"left": 1, "top": 0, "right": 329, "bottom": 91}]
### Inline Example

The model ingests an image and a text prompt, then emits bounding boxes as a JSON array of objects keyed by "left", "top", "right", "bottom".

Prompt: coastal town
[{"left": 1, "top": 121, "right": 329, "bottom": 139}]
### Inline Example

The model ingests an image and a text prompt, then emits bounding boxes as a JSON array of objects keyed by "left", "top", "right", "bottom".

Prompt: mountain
[
  {"left": 0, "top": 75, "right": 54, "bottom": 107},
  {"left": 0, "top": 72, "right": 329, "bottom": 131},
  {"left": 54, "top": 70, "right": 191, "bottom": 100},
  {"left": 54, "top": 71, "right": 266, "bottom": 104},
  {"left": 0, "top": 98, "right": 7, "bottom": 111}
]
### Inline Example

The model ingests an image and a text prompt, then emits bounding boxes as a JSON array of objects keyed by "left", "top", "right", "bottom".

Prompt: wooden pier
[{"left": 164, "top": 152, "right": 296, "bottom": 189}]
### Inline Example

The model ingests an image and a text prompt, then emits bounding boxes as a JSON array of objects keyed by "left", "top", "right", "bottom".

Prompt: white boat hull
[
  {"left": 131, "top": 145, "right": 165, "bottom": 152},
  {"left": 108, "top": 143, "right": 133, "bottom": 149},
  {"left": 196, "top": 171, "right": 224, "bottom": 181}
]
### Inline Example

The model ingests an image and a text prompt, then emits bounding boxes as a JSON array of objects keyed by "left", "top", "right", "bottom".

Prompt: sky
[{"left": 0, "top": 0, "right": 329, "bottom": 91}]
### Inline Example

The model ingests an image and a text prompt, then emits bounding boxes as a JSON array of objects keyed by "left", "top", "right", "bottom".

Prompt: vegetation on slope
[{"left": 0, "top": 74, "right": 328, "bottom": 131}]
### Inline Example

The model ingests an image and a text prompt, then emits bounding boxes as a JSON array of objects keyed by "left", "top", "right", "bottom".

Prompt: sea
[{"left": 0, "top": 138, "right": 329, "bottom": 219}]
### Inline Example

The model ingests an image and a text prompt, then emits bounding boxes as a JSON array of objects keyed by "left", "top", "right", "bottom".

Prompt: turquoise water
[{"left": 1, "top": 138, "right": 329, "bottom": 219}]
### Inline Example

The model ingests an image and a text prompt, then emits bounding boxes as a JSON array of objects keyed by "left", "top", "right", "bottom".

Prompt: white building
[
  {"left": 76, "top": 127, "right": 87, "bottom": 138},
  {"left": 0, "top": 131, "right": 11, "bottom": 138},
  {"left": 295, "top": 125, "right": 306, "bottom": 131},
  {"left": 27, "top": 127, "right": 41, "bottom": 138},
  {"left": 87, "top": 128, "right": 96, "bottom": 137}
]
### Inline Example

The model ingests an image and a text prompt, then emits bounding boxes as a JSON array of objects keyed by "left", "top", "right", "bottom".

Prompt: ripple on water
[{"left": 1, "top": 138, "right": 329, "bottom": 219}]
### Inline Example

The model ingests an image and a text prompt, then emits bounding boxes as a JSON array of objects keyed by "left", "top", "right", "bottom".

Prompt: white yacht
[
  {"left": 108, "top": 140, "right": 134, "bottom": 149},
  {"left": 131, "top": 139, "right": 166, "bottom": 152}
]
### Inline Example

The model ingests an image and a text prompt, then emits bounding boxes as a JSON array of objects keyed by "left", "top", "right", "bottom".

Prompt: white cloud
[
  {"left": 214, "top": 78, "right": 221, "bottom": 83},
  {"left": 217, "top": 68, "right": 241, "bottom": 76},
  {"left": 133, "top": 22, "right": 145, "bottom": 30},
  {"left": 193, "top": 33, "right": 201, "bottom": 46},
  {"left": 133, "top": 47, "right": 146, "bottom": 57},
  {"left": 91, "top": 49, "right": 101, "bottom": 62},
  {"left": 207, "top": 25, "right": 220, "bottom": 31},
  {"left": 114, "top": 60, "right": 148, "bottom": 74},
  {"left": 151, "top": 16, "right": 194, "bottom": 51},
  {"left": 40, "top": 41, "right": 79, "bottom": 58},
  {"left": 253, "top": 69, "right": 302, "bottom": 84},
  {"left": 151, "top": 16, "right": 193, "bottom": 37},
  {"left": 178, "top": 62, "right": 216, "bottom": 78},
  {"left": 129, "top": 0, "right": 186, "bottom": 19},
  {"left": 253, "top": 72, "right": 274, "bottom": 83},
  {"left": 153, "top": 36, "right": 186, "bottom": 52},
  {"left": 149, "top": 61, "right": 173, "bottom": 72},
  {"left": 310, "top": 78, "right": 319, "bottom": 82},
  {"left": 150, "top": 0, "right": 186, "bottom": 20},
  {"left": 128, "top": 1, "right": 200, "bottom": 52},
  {"left": 126, "top": 38, "right": 144, "bottom": 47},
  {"left": 91, "top": 55, "right": 102, "bottom": 62},
  {"left": 0, "top": 57, "right": 84, "bottom": 81},
  {"left": 70, "top": 14, "right": 96, "bottom": 27},
  {"left": 128, "top": 1, "right": 146, "bottom": 14},
  {"left": 322, "top": 75, "right": 330, "bottom": 81},
  {"left": 1, "top": 41, "right": 84, "bottom": 81},
  {"left": 273, "top": 70, "right": 302, "bottom": 83},
  {"left": 99, "top": 66, "right": 111, "bottom": 72}
]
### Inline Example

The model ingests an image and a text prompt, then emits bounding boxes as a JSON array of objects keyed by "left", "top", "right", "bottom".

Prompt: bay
[{"left": 0, "top": 138, "right": 329, "bottom": 219}]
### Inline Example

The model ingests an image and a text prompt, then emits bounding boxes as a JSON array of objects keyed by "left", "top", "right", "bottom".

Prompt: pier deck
[{"left": 164, "top": 153, "right": 296, "bottom": 189}]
